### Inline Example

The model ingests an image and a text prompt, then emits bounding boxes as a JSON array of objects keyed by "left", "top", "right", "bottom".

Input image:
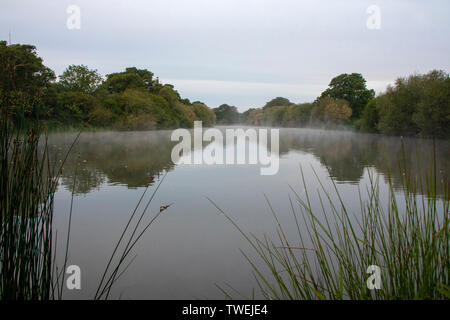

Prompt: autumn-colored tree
[{"left": 311, "top": 97, "right": 352, "bottom": 124}]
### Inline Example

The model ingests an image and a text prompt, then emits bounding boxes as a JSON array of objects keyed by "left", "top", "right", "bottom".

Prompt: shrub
[
  {"left": 88, "top": 105, "right": 114, "bottom": 127},
  {"left": 192, "top": 103, "right": 216, "bottom": 127},
  {"left": 412, "top": 70, "right": 450, "bottom": 138},
  {"left": 285, "top": 103, "right": 314, "bottom": 127},
  {"left": 264, "top": 106, "right": 289, "bottom": 126},
  {"left": 360, "top": 99, "right": 379, "bottom": 133},
  {"left": 311, "top": 97, "right": 352, "bottom": 125}
]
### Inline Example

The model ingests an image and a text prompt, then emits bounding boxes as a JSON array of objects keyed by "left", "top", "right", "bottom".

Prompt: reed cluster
[{"left": 212, "top": 146, "right": 449, "bottom": 299}]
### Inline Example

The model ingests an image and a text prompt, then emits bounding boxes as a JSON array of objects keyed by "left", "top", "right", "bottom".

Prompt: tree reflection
[
  {"left": 46, "top": 131, "right": 177, "bottom": 194},
  {"left": 45, "top": 128, "right": 449, "bottom": 197},
  {"left": 278, "top": 128, "right": 449, "bottom": 195}
]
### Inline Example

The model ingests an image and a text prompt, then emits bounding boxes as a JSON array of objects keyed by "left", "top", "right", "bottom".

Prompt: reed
[
  {"left": 0, "top": 110, "right": 167, "bottom": 299},
  {"left": 211, "top": 143, "right": 449, "bottom": 299},
  {"left": 0, "top": 116, "right": 65, "bottom": 299}
]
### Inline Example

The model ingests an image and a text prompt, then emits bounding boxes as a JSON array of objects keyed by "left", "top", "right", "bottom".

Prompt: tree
[
  {"left": 360, "top": 99, "right": 379, "bottom": 133},
  {"left": 192, "top": 102, "right": 216, "bottom": 127},
  {"left": 103, "top": 67, "right": 157, "bottom": 93},
  {"left": 58, "top": 64, "right": 103, "bottom": 94},
  {"left": 264, "top": 106, "right": 289, "bottom": 126},
  {"left": 56, "top": 91, "right": 101, "bottom": 123},
  {"left": 263, "top": 97, "right": 292, "bottom": 109},
  {"left": 246, "top": 109, "right": 264, "bottom": 125},
  {"left": 376, "top": 74, "right": 425, "bottom": 135},
  {"left": 412, "top": 70, "right": 450, "bottom": 138},
  {"left": 311, "top": 97, "right": 352, "bottom": 124},
  {"left": 241, "top": 108, "right": 255, "bottom": 123},
  {"left": 319, "top": 73, "right": 374, "bottom": 119},
  {"left": 159, "top": 85, "right": 181, "bottom": 107},
  {"left": 285, "top": 103, "right": 314, "bottom": 127},
  {"left": 0, "top": 42, "right": 227, "bottom": 131},
  {"left": 213, "top": 104, "right": 240, "bottom": 124},
  {"left": 0, "top": 41, "right": 55, "bottom": 124}
]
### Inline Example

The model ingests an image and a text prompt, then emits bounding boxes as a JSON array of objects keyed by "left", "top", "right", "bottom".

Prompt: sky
[{"left": 1, "top": 0, "right": 449, "bottom": 111}]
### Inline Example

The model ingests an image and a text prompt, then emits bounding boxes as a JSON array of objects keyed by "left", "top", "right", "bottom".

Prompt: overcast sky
[{"left": 1, "top": 0, "right": 449, "bottom": 111}]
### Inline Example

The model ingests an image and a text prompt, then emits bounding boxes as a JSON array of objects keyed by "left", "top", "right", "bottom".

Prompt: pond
[{"left": 47, "top": 127, "right": 449, "bottom": 299}]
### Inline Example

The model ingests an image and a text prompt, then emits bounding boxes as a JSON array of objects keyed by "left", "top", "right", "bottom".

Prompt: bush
[
  {"left": 375, "top": 70, "right": 450, "bottom": 137},
  {"left": 88, "top": 105, "right": 114, "bottom": 127},
  {"left": 246, "top": 109, "right": 265, "bottom": 125},
  {"left": 285, "top": 103, "right": 314, "bottom": 127},
  {"left": 310, "top": 97, "right": 352, "bottom": 125},
  {"left": 56, "top": 91, "right": 101, "bottom": 123},
  {"left": 263, "top": 97, "right": 292, "bottom": 109},
  {"left": 412, "top": 70, "right": 450, "bottom": 137},
  {"left": 114, "top": 113, "right": 157, "bottom": 131},
  {"left": 263, "top": 106, "right": 289, "bottom": 126},
  {"left": 174, "top": 102, "right": 197, "bottom": 128},
  {"left": 360, "top": 99, "right": 379, "bottom": 133},
  {"left": 192, "top": 102, "right": 216, "bottom": 127}
]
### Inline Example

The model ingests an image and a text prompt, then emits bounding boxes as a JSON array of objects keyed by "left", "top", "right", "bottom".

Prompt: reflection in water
[
  {"left": 46, "top": 127, "right": 449, "bottom": 197},
  {"left": 47, "top": 127, "right": 449, "bottom": 299},
  {"left": 46, "top": 131, "right": 177, "bottom": 194},
  {"left": 279, "top": 128, "right": 449, "bottom": 195}
]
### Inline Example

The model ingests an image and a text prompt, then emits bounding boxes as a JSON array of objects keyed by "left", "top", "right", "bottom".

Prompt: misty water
[{"left": 47, "top": 127, "right": 449, "bottom": 299}]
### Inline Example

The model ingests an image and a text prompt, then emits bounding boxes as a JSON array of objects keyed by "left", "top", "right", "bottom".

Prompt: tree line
[
  {"left": 2, "top": 41, "right": 448, "bottom": 137},
  {"left": 0, "top": 41, "right": 216, "bottom": 130},
  {"left": 215, "top": 72, "right": 449, "bottom": 138}
]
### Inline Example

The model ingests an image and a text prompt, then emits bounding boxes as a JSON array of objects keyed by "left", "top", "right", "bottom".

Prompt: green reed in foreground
[
  {"left": 0, "top": 123, "right": 62, "bottom": 299},
  {"left": 0, "top": 115, "right": 167, "bottom": 299},
  {"left": 211, "top": 146, "right": 449, "bottom": 300}
]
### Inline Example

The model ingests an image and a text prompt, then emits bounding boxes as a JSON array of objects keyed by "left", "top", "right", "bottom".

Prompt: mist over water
[{"left": 47, "top": 127, "right": 449, "bottom": 299}]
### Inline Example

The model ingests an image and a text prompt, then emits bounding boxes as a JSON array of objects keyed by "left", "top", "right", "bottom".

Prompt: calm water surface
[{"left": 47, "top": 127, "right": 449, "bottom": 299}]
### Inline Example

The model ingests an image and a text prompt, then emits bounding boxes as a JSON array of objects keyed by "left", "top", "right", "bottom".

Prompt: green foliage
[
  {"left": 0, "top": 113, "right": 167, "bottom": 299},
  {"left": 0, "top": 41, "right": 55, "bottom": 124},
  {"left": 0, "top": 41, "right": 55, "bottom": 97},
  {"left": 192, "top": 102, "right": 216, "bottom": 127},
  {"left": 103, "top": 72, "right": 146, "bottom": 94},
  {"left": 319, "top": 73, "right": 374, "bottom": 119},
  {"left": 2, "top": 42, "right": 448, "bottom": 137},
  {"left": 241, "top": 108, "right": 255, "bottom": 122},
  {"left": 310, "top": 97, "right": 352, "bottom": 124},
  {"left": 56, "top": 91, "right": 101, "bottom": 123},
  {"left": 58, "top": 65, "right": 103, "bottom": 94},
  {"left": 376, "top": 70, "right": 449, "bottom": 137},
  {"left": 118, "top": 89, "right": 169, "bottom": 127},
  {"left": 244, "top": 96, "right": 353, "bottom": 128},
  {"left": 360, "top": 99, "right": 379, "bottom": 133},
  {"left": 264, "top": 106, "right": 289, "bottom": 126},
  {"left": 159, "top": 85, "right": 181, "bottom": 107},
  {"left": 377, "top": 82, "right": 421, "bottom": 135},
  {"left": 1, "top": 42, "right": 216, "bottom": 130},
  {"left": 242, "top": 70, "right": 447, "bottom": 138},
  {"left": 212, "top": 149, "right": 449, "bottom": 300},
  {"left": 412, "top": 70, "right": 450, "bottom": 137},
  {"left": 0, "top": 124, "right": 57, "bottom": 299},
  {"left": 213, "top": 104, "right": 240, "bottom": 124},
  {"left": 246, "top": 108, "right": 265, "bottom": 126},
  {"left": 88, "top": 105, "right": 115, "bottom": 127},
  {"left": 263, "top": 97, "right": 292, "bottom": 109},
  {"left": 243, "top": 103, "right": 313, "bottom": 128},
  {"left": 285, "top": 103, "right": 314, "bottom": 126},
  {"left": 103, "top": 67, "right": 158, "bottom": 94}
]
